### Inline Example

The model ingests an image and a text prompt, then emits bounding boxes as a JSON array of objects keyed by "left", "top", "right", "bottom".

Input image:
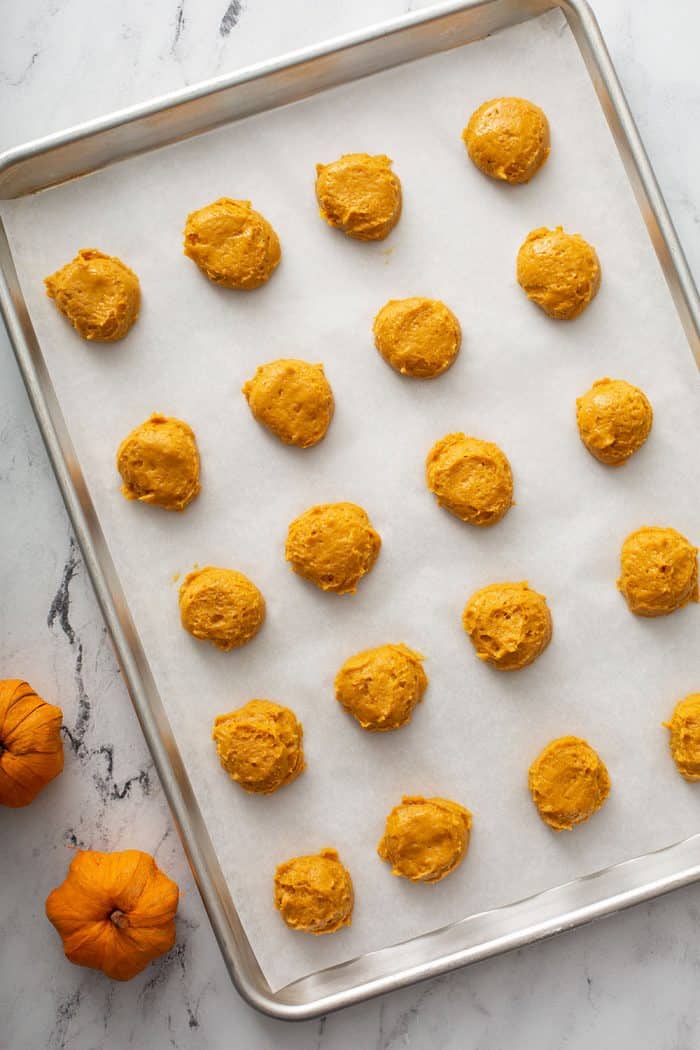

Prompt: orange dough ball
[
  {"left": 45, "top": 248, "right": 140, "bottom": 341},
  {"left": 463, "top": 97, "right": 550, "bottom": 184}
]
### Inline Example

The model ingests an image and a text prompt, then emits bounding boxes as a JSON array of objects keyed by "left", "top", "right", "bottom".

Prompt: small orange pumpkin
[
  {"left": 46, "top": 849, "right": 179, "bottom": 980},
  {"left": 0, "top": 679, "right": 64, "bottom": 807}
]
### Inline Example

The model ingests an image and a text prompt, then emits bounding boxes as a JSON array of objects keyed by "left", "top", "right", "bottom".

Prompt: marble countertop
[{"left": 1, "top": 2, "right": 698, "bottom": 1047}]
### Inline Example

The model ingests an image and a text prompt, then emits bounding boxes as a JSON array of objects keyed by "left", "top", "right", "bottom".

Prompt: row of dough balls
[
  {"left": 176, "top": 530, "right": 697, "bottom": 664},
  {"left": 43, "top": 98, "right": 598, "bottom": 342},
  {"left": 115, "top": 373, "right": 655, "bottom": 486},
  {"left": 43, "top": 223, "right": 599, "bottom": 346},
  {"left": 116, "top": 402, "right": 697, "bottom": 632},
  {"left": 215, "top": 672, "right": 700, "bottom": 790},
  {"left": 174, "top": 508, "right": 695, "bottom": 645},
  {"left": 268, "top": 690, "right": 700, "bottom": 934},
  {"left": 114, "top": 368, "right": 658, "bottom": 524}
]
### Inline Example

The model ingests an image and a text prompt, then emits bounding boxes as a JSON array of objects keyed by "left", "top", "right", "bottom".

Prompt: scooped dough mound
[
  {"left": 335, "top": 644, "right": 427, "bottom": 732},
  {"left": 212, "top": 699, "right": 304, "bottom": 794},
  {"left": 517, "top": 226, "right": 601, "bottom": 320},
  {"left": 528, "top": 736, "right": 610, "bottom": 831},
  {"left": 45, "top": 248, "right": 140, "bottom": 341},
  {"left": 426, "top": 433, "right": 513, "bottom": 527},
  {"left": 242, "top": 359, "right": 334, "bottom": 447},
  {"left": 274, "top": 848, "right": 354, "bottom": 934},
  {"left": 377, "top": 796, "right": 472, "bottom": 883},
  {"left": 576, "top": 378, "right": 653, "bottom": 465},
  {"left": 373, "top": 298, "right": 461, "bottom": 379},
  {"left": 179, "top": 567, "right": 265, "bottom": 650},
  {"left": 285, "top": 502, "right": 381, "bottom": 595},
  {"left": 664, "top": 694, "right": 700, "bottom": 781},
  {"left": 315, "top": 153, "right": 402, "bottom": 241},
  {"left": 463, "top": 97, "right": 550, "bottom": 184},
  {"left": 617, "top": 526, "right": 698, "bottom": 617},
  {"left": 117, "top": 413, "right": 200, "bottom": 511},
  {"left": 183, "top": 198, "right": 281, "bottom": 289},
  {"left": 463, "top": 581, "right": 552, "bottom": 671}
]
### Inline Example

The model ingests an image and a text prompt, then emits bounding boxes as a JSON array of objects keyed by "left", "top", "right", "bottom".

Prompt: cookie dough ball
[
  {"left": 242, "top": 359, "right": 334, "bottom": 448},
  {"left": 377, "top": 796, "right": 472, "bottom": 883},
  {"left": 426, "top": 433, "right": 513, "bottom": 527},
  {"left": 463, "top": 581, "right": 552, "bottom": 671},
  {"left": 285, "top": 502, "right": 381, "bottom": 595},
  {"left": 463, "top": 97, "right": 550, "bottom": 184},
  {"left": 576, "top": 378, "right": 653, "bottom": 465},
  {"left": 183, "top": 198, "right": 281, "bottom": 290},
  {"left": 315, "top": 153, "right": 402, "bottom": 241},
  {"left": 664, "top": 694, "right": 700, "bottom": 781},
  {"left": 517, "top": 226, "right": 601, "bottom": 320},
  {"left": 117, "top": 413, "right": 200, "bottom": 511},
  {"left": 179, "top": 567, "right": 265, "bottom": 650},
  {"left": 618, "top": 527, "right": 698, "bottom": 617},
  {"left": 274, "top": 848, "right": 353, "bottom": 934},
  {"left": 44, "top": 249, "right": 140, "bottom": 342},
  {"left": 335, "top": 644, "right": 427, "bottom": 732},
  {"left": 212, "top": 699, "right": 304, "bottom": 794},
  {"left": 528, "top": 736, "right": 610, "bottom": 831},
  {"left": 373, "top": 298, "right": 461, "bottom": 379}
]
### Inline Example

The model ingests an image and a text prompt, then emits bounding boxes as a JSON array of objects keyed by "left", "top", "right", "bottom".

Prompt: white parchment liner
[{"left": 3, "top": 11, "right": 699, "bottom": 991}]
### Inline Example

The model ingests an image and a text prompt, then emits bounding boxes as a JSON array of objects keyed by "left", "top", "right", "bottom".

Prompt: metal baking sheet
[{"left": 1, "top": 0, "right": 699, "bottom": 1020}]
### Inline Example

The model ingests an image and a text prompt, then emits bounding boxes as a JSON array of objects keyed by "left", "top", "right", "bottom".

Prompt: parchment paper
[{"left": 3, "top": 10, "right": 699, "bottom": 992}]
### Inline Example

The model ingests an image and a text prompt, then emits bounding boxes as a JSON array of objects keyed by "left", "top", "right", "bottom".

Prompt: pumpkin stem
[{"left": 110, "top": 909, "right": 129, "bottom": 929}]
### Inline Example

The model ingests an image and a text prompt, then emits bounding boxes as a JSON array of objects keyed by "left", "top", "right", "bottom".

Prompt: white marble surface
[{"left": 0, "top": 2, "right": 698, "bottom": 1047}]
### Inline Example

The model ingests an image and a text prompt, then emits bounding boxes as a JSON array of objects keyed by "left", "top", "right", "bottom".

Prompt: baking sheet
[{"left": 3, "top": 9, "right": 699, "bottom": 992}]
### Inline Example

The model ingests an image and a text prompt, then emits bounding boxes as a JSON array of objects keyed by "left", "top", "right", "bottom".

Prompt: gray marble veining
[{"left": 1, "top": 2, "right": 698, "bottom": 1047}]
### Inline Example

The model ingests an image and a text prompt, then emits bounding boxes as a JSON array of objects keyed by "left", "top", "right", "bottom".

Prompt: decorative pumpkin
[
  {"left": 0, "top": 679, "right": 64, "bottom": 807},
  {"left": 46, "top": 849, "right": 179, "bottom": 981}
]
